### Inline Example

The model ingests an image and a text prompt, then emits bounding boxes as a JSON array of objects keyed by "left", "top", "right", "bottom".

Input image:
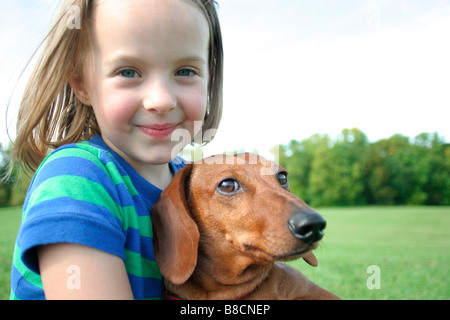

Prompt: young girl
[{"left": 9, "top": 0, "right": 223, "bottom": 300}]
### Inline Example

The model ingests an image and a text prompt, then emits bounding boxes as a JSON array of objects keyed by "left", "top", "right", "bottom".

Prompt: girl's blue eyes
[
  {"left": 119, "top": 69, "right": 139, "bottom": 78},
  {"left": 176, "top": 69, "right": 196, "bottom": 77},
  {"left": 118, "top": 68, "right": 196, "bottom": 79}
]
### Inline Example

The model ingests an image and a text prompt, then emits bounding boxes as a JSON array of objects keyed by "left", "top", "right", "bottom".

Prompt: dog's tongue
[{"left": 303, "top": 252, "right": 318, "bottom": 267}]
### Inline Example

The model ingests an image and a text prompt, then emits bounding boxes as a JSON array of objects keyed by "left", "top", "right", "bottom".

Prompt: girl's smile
[{"left": 137, "top": 123, "right": 182, "bottom": 139}]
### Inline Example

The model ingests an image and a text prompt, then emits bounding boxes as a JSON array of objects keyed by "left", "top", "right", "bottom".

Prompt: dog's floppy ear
[{"left": 151, "top": 164, "right": 199, "bottom": 285}]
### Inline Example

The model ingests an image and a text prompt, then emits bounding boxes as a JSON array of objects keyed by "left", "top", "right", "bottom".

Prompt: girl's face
[{"left": 76, "top": 0, "right": 209, "bottom": 169}]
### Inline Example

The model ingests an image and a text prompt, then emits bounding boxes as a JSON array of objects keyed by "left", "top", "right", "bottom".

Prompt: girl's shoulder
[
  {"left": 29, "top": 138, "right": 107, "bottom": 180},
  {"left": 28, "top": 137, "right": 128, "bottom": 204},
  {"left": 39, "top": 138, "right": 116, "bottom": 171}
]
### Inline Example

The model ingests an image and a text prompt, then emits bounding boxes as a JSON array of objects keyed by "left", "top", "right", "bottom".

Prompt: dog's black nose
[{"left": 288, "top": 211, "right": 326, "bottom": 244}]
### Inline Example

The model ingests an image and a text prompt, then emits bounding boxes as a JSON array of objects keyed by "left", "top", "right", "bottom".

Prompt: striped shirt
[{"left": 10, "top": 136, "right": 185, "bottom": 300}]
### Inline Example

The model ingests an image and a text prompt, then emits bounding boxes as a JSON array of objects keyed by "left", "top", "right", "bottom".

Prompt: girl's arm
[{"left": 38, "top": 243, "right": 134, "bottom": 300}]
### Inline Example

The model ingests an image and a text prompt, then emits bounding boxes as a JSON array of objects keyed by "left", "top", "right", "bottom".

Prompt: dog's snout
[{"left": 288, "top": 211, "right": 326, "bottom": 244}]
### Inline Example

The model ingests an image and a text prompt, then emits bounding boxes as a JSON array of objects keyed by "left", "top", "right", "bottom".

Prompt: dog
[{"left": 151, "top": 153, "right": 340, "bottom": 300}]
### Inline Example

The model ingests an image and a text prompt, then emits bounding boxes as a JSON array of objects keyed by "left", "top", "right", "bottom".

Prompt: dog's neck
[{"left": 165, "top": 242, "right": 273, "bottom": 300}]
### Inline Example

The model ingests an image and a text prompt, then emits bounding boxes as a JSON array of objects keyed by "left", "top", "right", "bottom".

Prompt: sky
[{"left": 1, "top": 0, "right": 449, "bottom": 160}]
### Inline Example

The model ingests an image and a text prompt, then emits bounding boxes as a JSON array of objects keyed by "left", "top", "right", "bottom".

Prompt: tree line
[{"left": 278, "top": 128, "right": 450, "bottom": 207}]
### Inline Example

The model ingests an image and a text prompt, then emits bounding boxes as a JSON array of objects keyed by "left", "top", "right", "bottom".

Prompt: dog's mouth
[
  {"left": 273, "top": 243, "right": 318, "bottom": 261},
  {"left": 242, "top": 242, "right": 318, "bottom": 263},
  {"left": 226, "top": 232, "right": 319, "bottom": 264}
]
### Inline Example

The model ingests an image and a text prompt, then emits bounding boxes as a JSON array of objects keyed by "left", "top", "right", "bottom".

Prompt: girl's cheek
[
  {"left": 99, "top": 88, "right": 139, "bottom": 126},
  {"left": 111, "top": 98, "right": 138, "bottom": 125},
  {"left": 183, "top": 90, "right": 208, "bottom": 122}
]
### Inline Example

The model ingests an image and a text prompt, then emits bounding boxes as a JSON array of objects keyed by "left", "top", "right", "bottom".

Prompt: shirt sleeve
[{"left": 18, "top": 146, "right": 127, "bottom": 274}]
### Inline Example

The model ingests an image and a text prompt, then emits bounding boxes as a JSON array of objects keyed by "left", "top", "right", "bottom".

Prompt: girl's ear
[{"left": 69, "top": 73, "right": 92, "bottom": 106}]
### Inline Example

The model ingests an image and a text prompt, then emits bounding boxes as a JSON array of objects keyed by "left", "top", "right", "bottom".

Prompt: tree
[
  {"left": 280, "top": 134, "right": 331, "bottom": 204},
  {"left": 414, "top": 133, "right": 450, "bottom": 205},
  {"left": 308, "top": 128, "right": 368, "bottom": 206},
  {"left": 0, "top": 144, "right": 15, "bottom": 206}
]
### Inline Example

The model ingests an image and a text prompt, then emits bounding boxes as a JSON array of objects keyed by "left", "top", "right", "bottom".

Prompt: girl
[{"left": 9, "top": 0, "right": 223, "bottom": 300}]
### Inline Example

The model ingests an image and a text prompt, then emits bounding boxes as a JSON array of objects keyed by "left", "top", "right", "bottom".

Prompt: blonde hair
[{"left": 9, "top": 0, "right": 223, "bottom": 174}]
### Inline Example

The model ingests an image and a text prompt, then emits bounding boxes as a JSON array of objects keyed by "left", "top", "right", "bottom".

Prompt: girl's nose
[{"left": 143, "top": 80, "right": 177, "bottom": 114}]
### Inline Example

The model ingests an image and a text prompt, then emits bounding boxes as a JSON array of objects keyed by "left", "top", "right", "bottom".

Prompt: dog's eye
[
  {"left": 277, "top": 172, "right": 288, "bottom": 186},
  {"left": 218, "top": 179, "right": 240, "bottom": 194}
]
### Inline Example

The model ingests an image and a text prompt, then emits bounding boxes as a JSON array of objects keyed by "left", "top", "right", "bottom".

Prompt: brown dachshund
[{"left": 151, "top": 153, "right": 340, "bottom": 300}]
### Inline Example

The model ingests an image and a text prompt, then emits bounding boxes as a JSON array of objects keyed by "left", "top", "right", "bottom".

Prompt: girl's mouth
[{"left": 138, "top": 123, "right": 181, "bottom": 139}]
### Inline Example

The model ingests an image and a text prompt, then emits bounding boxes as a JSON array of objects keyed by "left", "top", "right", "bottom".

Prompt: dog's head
[{"left": 151, "top": 153, "right": 325, "bottom": 285}]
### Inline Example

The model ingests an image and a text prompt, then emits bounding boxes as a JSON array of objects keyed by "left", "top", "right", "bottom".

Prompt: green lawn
[
  {"left": 0, "top": 206, "right": 22, "bottom": 300},
  {"left": 289, "top": 206, "right": 450, "bottom": 299},
  {"left": 1, "top": 205, "right": 449, "bottom": 300}
]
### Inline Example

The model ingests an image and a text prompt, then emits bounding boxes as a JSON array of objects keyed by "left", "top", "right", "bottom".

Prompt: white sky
[{"left": 1, "top": 0, "right": 450, "bottom": 160}]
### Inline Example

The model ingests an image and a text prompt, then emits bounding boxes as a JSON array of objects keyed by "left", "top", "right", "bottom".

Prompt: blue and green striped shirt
[{"left": 10, "top": 136, "right": 185, "bottom": 300}]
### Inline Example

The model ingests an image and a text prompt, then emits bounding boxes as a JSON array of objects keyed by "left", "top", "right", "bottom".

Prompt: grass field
[
  {"left": 289, "top": 206, "right": 450, "bottom": 299},
  {"left": 1, "top": 205, "right": 449, "bottom": 300}
]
